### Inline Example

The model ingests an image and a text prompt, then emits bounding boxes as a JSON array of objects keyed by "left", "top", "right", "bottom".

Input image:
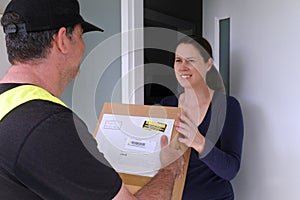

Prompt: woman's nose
[{"left": 178, "top": 61, "right": 190, "bottom": 71}]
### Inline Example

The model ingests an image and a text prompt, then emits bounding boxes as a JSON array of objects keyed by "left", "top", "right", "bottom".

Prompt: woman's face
[{"left": 174, "top": 43, "right": 211, "bottom": 89}]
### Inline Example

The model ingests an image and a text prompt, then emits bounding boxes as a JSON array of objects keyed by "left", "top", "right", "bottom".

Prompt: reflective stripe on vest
[{"left": 0, "top": 85, "right": 67, "bottom": 121}]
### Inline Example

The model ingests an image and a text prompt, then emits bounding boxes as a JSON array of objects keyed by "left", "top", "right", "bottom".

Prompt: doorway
[{"left": 143, "top": 0, "right": 203, "bottom": 105}]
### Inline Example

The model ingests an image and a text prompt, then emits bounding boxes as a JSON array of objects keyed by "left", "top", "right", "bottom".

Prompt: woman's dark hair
[
  {"left": 175, "top": 35, "right": 225, "bottom": 93},
  {"left": 176, "top": 35, "right": 213, "bottom": 62},
  {"left": 1, "top": 12, "right": 75, "bottom": 64}
]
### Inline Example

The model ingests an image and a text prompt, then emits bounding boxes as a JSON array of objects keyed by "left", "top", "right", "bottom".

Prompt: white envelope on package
[{"left": 95, "top": 114, "right": 174, "bottom": 177}]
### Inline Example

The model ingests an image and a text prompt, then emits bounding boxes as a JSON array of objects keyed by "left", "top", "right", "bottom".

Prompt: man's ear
[{"left": 53, "top": 27, "right": 69, "bottom": 54}]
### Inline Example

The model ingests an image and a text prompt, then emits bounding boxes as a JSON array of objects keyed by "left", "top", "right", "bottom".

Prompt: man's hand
[
  {"left": 159, "top": 135, "right": 185, "bottom": 179},
  {"left": 128, "top": 135, "right": 185, "bottom": 200}
]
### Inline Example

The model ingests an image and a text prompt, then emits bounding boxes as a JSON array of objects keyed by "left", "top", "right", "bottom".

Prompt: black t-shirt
[{"left": 0, "top": 84, "right": 122, "bottom": 200}]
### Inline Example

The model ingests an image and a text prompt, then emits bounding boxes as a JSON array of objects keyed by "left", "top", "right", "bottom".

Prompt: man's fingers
[{"left": 160, "top": 135, "right": 168, "bottom": 148}]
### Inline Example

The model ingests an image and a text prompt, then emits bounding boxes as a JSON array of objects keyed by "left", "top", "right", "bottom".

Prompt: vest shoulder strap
[{"left": 0, "top": 85, "right": 67, "bottom": 121}]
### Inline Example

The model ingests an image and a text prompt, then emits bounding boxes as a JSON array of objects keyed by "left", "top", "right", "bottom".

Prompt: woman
[{"left": 160, "top": 35, "right": 244, "bottom": 199}]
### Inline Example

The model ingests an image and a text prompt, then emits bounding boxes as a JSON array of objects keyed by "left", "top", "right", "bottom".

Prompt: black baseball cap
[{"left": 3, "top": 0, "right": 103, "bottom": 34}]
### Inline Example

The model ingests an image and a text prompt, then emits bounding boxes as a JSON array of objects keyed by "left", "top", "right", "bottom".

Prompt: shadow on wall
[
  {"left": 232, "top": 103, "right": 270, "bottom": 199},
  {"left": 229, "top": 49, "right": 244, "bottom": 96},
  {"left": 230, "top": 49, "right": 272, "bottom": 199}
]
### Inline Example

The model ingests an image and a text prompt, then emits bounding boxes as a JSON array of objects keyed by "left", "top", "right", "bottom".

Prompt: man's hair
[{"left": 1, "top": 12, "right": 75, "bottom": 64}]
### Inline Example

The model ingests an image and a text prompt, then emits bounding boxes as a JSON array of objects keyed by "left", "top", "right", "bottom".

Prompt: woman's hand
[{"left": 175, "top": 112, "right": 205, "bottom": 154}]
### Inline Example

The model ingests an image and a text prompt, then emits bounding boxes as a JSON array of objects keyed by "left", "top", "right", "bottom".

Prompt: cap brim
[{"left": 82, "top": 21, "right": 103, "bottom": 33}]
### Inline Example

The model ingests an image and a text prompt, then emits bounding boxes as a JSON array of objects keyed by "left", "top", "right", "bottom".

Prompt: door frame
[{"left": 121, "top": 0, "right": 144, "bottom": 104}]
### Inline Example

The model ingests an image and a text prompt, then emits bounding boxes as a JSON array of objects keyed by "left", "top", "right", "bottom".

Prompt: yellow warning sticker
[{"left": 142, "top": 120, "right": 167, "bottom": 133}]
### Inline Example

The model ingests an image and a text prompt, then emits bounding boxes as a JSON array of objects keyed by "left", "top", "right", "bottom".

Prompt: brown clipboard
[{"left": 93, "top": 102, "right": 191, "bottom": 200}]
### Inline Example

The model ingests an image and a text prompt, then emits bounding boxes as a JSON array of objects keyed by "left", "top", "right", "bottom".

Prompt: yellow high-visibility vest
[{"left": 0, "top": 85, "right": 67, "bottom": 121}]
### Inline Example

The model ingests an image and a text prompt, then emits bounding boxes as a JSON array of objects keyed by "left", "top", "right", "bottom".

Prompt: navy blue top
[{"left": 160, "top": 93, "right": 244, "bottom": 200}]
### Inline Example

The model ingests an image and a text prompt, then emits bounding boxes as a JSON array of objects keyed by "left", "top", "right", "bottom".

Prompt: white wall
[
  {"left": 0, "top": 0, "right": 9, "bottom": 14},
  {"left": 203, "top": 0, "right": 300, "bottom": 199},
  {"left": 62, "top": 0, "right": 122, "bottom": 132},
  {"left": 0, "top": 0, "right": 11, "bottom": 78},
  {"left": 0, "top": 15, "right": 10, "bottom": 78}
]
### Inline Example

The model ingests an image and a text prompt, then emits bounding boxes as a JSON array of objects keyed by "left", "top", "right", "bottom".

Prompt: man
[{"left": 0, "top": 0, "right": 184, "bottom": 199}]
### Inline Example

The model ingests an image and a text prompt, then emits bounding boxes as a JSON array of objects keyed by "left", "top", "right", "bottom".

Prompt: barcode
[{"left": 131, "top": 141, "right": 146, "bottom": 147}]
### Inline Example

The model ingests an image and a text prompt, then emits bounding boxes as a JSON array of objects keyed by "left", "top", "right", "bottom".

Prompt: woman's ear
[
  {"left": 206, "top": 58, "right": 214, "bottom": 71},
  {"left": 52, "top": 27, "right": 69, "bottom": 54}
]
